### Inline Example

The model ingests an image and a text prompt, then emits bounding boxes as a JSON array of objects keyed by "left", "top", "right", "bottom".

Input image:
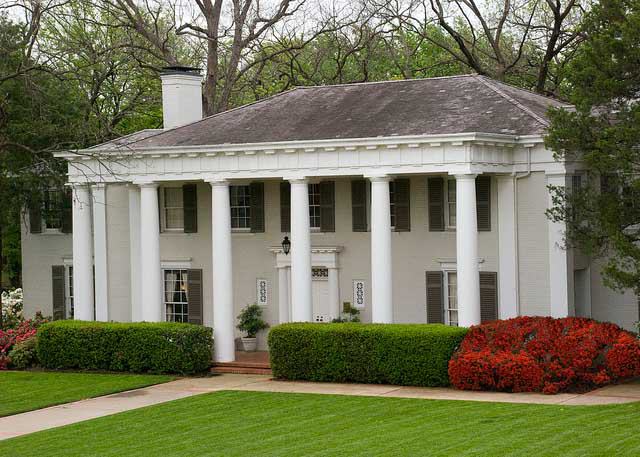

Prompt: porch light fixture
[{"left": 281, "top": 236, "right": 291, "bottom": 255}]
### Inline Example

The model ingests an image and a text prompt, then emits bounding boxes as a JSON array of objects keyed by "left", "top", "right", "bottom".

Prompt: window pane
[
  {"left": 165, "top": 208, "right": 184, "bottom": 229},
  {"left": 447, "top": 272, "right": 458, "bottom": 327},
  {"left": 389, "top": 181, "right": 396, "bottom": 227},
  {"left": 308, "top": 184, "right": 321, "bottom": 229},
  {"left": 230, "top": 185, "right": 251, "bottom": 229},
  {"left": 164, "top": 188, "right": 182, "bottom": 206},
  {"left": 447, "top": 180, "right": 456, "bottom": 227},
  {"left": 164, "top": 269, "right": 188, "bottom": 322},
  {"left": 43, "top": 189, "right": 63, "bottom": 229}
]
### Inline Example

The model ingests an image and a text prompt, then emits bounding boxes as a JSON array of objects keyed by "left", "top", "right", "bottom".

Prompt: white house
[{"left": 21, "top": 67, "right": 639, "bottom": 362}]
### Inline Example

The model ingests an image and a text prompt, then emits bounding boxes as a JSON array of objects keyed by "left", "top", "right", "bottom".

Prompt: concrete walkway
[{"left": 1, "top": 375, "right": 639, "bottom": 441}]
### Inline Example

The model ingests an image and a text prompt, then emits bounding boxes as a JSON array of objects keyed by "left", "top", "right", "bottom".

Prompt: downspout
[{"left": 512, "top": 145, "right": 532, "bottom": 316}]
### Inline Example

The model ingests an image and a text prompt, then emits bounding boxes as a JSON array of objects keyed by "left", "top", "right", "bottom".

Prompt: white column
[
  {"left": 92, "top": 184, "right": 109, "bottom": 321},
  {"left": 369, "top": 175, "right": 393, "bottom": 323},
  {"left": 455, "top": 174, "right": 481, "bottom": 327},
  {"left": 328, "top": 267, "right": 340, "bottom": 321},
  {"left": 139, "top": 182, "right": 163, "bottom": 322},
  {"left": 128, "top": 185, "right": 142, "bottom": 322},
  {"left": 290, "top": 178, "right": 313, "bottom": 322},
  {"left": 72, "top": 184, "right": 94, "bottom": 320},
  {"left": 547, "top": 173, "right": 573, "bottom": 317},
  {"left": 497, "top": 176, "right": 518, "bottom": 319},
  {"left": 277, "top": 266, "right": 290, "bottom": 324},
  {"left": 210, "top": 180, "right": 235, "bottom": 362}
]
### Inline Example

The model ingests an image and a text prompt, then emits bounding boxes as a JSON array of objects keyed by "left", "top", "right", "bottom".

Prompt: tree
[{"left": 546, "top": 0, "right": 640, "bottom": 293}]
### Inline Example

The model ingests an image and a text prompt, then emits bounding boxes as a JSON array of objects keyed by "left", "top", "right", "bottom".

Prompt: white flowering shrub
[{"left": 1, "top": 288, "right": 24, "bottom": 329}]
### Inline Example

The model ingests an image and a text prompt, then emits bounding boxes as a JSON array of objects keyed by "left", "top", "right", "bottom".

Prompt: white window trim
[
  {"left": 308, "top": 183, "right": 322, "bottom": 231},
  {"left": 159, "top": 186, "right": 184, "bottom": 232},
  {"left": 443, "top": 270, "right": 457, "bottom": 326},
  {"left": 161, "top": 259, "right": 192, "bottom": 270},
  {"left": 163, "top": 268, "right": 189, "bottom": 323}
]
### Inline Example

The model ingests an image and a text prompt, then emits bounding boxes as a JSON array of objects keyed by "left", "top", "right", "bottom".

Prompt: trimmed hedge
[
  {"left": 37, "top": 321, "right": 213, "bottom": 375},
  {"left": 268, "top": 323, "right": 468, "bottom": 387}
]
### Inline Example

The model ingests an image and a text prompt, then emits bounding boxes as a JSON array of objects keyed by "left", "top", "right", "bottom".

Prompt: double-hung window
[
  {"left": 230, "top": 185, "right": 252, "bottom": 230},
  {"left": 444, "top": 271, "right": 458, "bottom": 326},
  {"left": 162, "top": 187, "right": 184, "bottom": 231},
  {"left": 43, "top": 188, "right": 64, "bottom": 230},
  {"left": 389, "top": 181, "right": 396, "bottom": 228},
  {"left": 164, "top": 269, "right": 188, "bottom": 322},
  {"left": 446, "top": 179, "right": 456, "bottom": 229},
  {"left": 309, "top": 183, "right": 321, "bottom": 230}
]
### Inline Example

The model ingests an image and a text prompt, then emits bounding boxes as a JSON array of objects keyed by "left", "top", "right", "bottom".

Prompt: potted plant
[{"left": 236, "top": 303, "right": 269, "bottom": 352}]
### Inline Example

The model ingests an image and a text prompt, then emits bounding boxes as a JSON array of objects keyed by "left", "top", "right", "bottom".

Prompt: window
[
  {"left": 389, "top": 181, "right": 396, "bottom": 228},
  {"left": 66, "top": 265, "right": 74, "bottom": 319},
  {"left": 309, "top": 183, "right": 321, "bottom": 229},
  {"left": 230, "top": 185, "right": 251, "bottom": 230},
  {"left": 164, "top": 269, "right": 188, "bottom": 322},
  {"left": 446, "top": 179, "right": 456, "bottom": 228},
  {"left": 43, "top": 188, "right": 63, "bottom": 230},
  {"left": 162, "top": 187, "right": 184, "bottom": 231},
  {"left": 572, "top": 174, "right": 583, "bottom": 193},
  {"left": 444, "top": 271, "right": 458, "bottom": 326}
]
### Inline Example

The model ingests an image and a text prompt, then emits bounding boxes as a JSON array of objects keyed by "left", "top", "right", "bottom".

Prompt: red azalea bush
[
  {"left": 0, "top": 314, "right": 48, "bottom": 369},
  {"left": 448, "top": 316, "right": 640, "bottom": 394}
]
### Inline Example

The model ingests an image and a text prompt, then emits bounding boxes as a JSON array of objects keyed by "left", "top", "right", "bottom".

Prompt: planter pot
[{"left": 241, "top": 337, "right": 257, "bottom": 352}]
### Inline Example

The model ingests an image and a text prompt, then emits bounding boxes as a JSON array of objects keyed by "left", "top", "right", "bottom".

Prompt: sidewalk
[{"left": 1, "top": 374, "right": 638, "bottom": 441}]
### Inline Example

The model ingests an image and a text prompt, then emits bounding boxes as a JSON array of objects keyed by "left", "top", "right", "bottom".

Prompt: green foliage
[
  {"left": 37, "top": 321, "right": 213, "bottom": 375},
  {"left": 546, "top": 0, "right": 640, "bottom": 293},
  {"left": 331, "top": 302, "right": 361, "bottom": 323},
  {"left": 236, "top": 304, "right": 268, "bottom": 338},
  {"left": 8, "top": 336, "right": 37, "bottom": 369},
  {"left": 268, "top": 323, "right": 467, "bottom": 387}
]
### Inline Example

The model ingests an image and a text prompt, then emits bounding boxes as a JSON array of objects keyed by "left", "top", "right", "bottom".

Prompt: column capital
[
  {"left": 366, "top": 174, "right": 391, "bottom": 183},
  {"left": 134, "top": 181, "right": 158, "bottom": 189},
  {"left": 451, "top": 173, "right": 479, "bottom": 180},
  {"left": 207, "top": 177, "right": 229, "bottom": 186},
  {"left": 286, "top": 176, "right": 308, "bottom": 184}
]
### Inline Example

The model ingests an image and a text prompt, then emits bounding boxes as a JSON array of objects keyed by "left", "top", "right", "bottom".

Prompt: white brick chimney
[{"left": 160, "top": 66, "right": 203, "bottom": 129}]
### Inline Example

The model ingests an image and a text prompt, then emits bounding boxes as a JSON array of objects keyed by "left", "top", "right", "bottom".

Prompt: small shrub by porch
[
  {"left": 268, "top": 323, "right": 467, "bottom": 387},
  {"left": 37, "top": 321, "right": 213, "bottom": 375}
]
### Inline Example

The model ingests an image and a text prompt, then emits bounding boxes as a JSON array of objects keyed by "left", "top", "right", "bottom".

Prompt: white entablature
[{"left": 57, "top": 132, "right": 567, "bottom": 184}]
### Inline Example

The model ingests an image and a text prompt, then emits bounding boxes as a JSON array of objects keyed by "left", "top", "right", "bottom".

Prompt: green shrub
[
  {"left": 37, "top": 321, "right": 213, "bottom": 375},
  {"left": 8, "top": 336, "right": 38, "bottom": 369},
  {"left": 268, "top": 323, "right": 468, "bottom": 387}
]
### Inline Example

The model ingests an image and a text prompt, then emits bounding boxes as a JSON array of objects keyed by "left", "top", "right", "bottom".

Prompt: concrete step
[{"left": 210, "top": 366, "right": 272, "bottom": 375}]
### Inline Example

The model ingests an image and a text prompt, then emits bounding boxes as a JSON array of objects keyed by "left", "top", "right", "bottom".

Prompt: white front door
[{"left": 312, "top": 267, "right": 330, "bottom": 322}]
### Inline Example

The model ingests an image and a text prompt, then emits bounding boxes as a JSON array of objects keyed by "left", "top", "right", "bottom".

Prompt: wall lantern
[{"left": 281, "top": 236, "right": 291, "bottom": 255}]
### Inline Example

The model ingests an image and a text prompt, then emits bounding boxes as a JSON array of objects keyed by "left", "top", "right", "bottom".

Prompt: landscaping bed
[{"left": 269, "top": 323, "right": 467, "bottom": 386}]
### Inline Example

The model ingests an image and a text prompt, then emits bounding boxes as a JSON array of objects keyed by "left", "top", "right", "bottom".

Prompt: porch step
[
  {"left": 210, "top": 351, "right": 272, "bottom": 376},
  {"left": 210, "top": 365, "right": 272, "bottom": 375}
]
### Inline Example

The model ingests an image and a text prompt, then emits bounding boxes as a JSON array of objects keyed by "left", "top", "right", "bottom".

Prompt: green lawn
[
  {"left": 0, "top": 371, "right": 173, "bottom": 417},
  {"left": 1, "top": 390, "right": 639, "bottom": 456}
]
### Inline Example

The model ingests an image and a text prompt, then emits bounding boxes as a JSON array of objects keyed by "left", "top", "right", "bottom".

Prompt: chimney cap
[{"left": 161, "top": 65, "right": 202, "bottom": 76}]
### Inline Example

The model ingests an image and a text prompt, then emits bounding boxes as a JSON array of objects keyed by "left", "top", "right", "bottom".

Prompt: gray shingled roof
[{"left": 102, "top": 75, "right": 571, "bottom": 150}]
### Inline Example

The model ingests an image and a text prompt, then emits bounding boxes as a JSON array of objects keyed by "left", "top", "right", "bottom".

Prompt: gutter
[{"left": 512, "top": 145, "right": 533, "bottom": 315}]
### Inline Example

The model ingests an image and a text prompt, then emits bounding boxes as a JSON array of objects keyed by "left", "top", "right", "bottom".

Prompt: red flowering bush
[
  {"left": 0, "top": 315, "right": 47, "bottom": 370},
  {"left": 448, "top": 316, "right": 640, "bottom": 394}
]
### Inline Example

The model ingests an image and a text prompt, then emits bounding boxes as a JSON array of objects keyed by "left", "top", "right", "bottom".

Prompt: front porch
[{"left": 211, "top": 351, "right": 271, "bottom": 375}]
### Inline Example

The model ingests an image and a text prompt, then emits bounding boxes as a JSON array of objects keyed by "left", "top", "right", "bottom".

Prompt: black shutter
[
  {"left": 52, "top": 265, "right": 66, "bottom": 320},
  {"left": 280, "top": 181, "right": 290, "bottom": 233},
  {"left": 351, "top": 179, "right": 368, "bottom": 232},
  {"left": 319, "top": 181, "right": 335, "bottom": 232},
  {"left": 426, "top": 271, "right": 444, "bottom": 324},
  {"left": 428, "top": 177, "right": 445, "bottom": 231},
  {"left": 187, "top": 269, "right": 203, "bottom": 325},
  {"left": 183, "top": 184, "right": 198, "bottom": 233},
  {"left": 61, "top": 188, "right": 73, "bottom": 233},
  {"left": 480, "top": 271, "right": 498, "bottom": 323},
  {"left": 393, "top": 178, "right": 411, "bottom": 232},
  {"left": 250, "top": 182, "right": 265, "bottom": 233},
  {"left": 476, "top": 176, "right": 491, "bottom": 232},
  {"left": 29, "top": 194, "right": 42, "bottom": 234},
  {"left": 158, "top": 187, "right": 163, "bottom": 233}
]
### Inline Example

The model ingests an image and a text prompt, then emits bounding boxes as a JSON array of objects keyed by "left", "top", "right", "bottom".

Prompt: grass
[
  {"left": 0, "top": 371, "right": 173, "bottom": 417},
  {"left": 1, "top": 390, "right": 639, "bottom": 456}
]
